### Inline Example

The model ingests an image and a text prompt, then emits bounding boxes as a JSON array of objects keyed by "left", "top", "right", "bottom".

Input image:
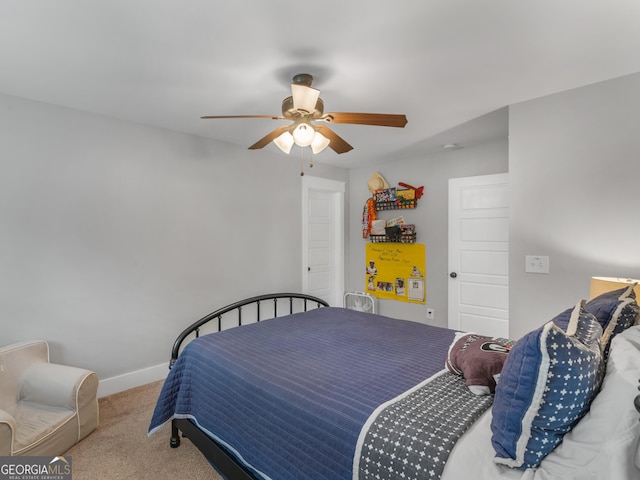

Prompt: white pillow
[{"left": 533, "top": 325, "right": 640, "bottom": 480}]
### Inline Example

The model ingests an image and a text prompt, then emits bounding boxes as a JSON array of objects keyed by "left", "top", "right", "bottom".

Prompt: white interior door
[
  {"left": 302, "top": 176, "right": 345, "bottom": 306},
  {"left": 448, "top": 173, "right": 509, "bottom": 338}
]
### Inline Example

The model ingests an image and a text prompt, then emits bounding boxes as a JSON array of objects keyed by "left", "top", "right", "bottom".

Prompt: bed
[{"left": 149, "top": 291, "right": 640, "bottom": 480}]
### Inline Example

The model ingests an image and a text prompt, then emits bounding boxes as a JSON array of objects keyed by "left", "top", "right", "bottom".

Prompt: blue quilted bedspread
[{"left": 149, "top": 307, "right": 455, "bottom": 480}]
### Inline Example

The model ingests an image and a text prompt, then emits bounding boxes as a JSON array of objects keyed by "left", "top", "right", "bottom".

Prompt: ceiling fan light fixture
[
  {"left": 273, "top": 131, "right": 294, "bottom": 154},
  {"left": 291, "top": 84, "right": 320, "bottom": 113},
  {"left": 311, "top": 131, "right": 330, "bottom": 154},
  {"left": 292, "top": 122, "right": 315, "bottom": 147}
]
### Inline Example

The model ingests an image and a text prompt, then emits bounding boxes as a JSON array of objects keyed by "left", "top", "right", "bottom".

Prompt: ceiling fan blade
[
  {"left": 248, "top": 125, "right": 292, "bottom": 150},
  {"left": 201, "top": 115, "right": 286, "bottom": 120},
  {"left": 291, "top": 84, "right": 320, "bottom": 113},
  {"left": 315, "top": 125, "right": 353, "bottom": 154},
  {"left": 321, "top": 112, "right": 408, "bottom": 128}
]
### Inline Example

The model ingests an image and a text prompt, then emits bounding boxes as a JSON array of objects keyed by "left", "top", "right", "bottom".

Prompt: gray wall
[
  {"left": 347, "top": 140, "right": 509, "bottom": 327},
  {"left": 0, "top": 93, "right": 348, "bottom": 382},
  {"left": 508, "top": 72, "right": 640, "bottom": 339},
  {"left": 4, "top": 71, "right": 638, "bottom": 389}
]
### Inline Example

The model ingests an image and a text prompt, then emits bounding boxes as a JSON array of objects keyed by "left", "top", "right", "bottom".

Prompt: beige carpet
[{"left": 64, "top": 381, "right": 222, "bottom": 479}]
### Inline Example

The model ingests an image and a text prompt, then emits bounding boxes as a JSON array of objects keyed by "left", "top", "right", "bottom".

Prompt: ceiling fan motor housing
[
  {"left": 282, "top": 96, "right": 324, "bottom": 118},
  {"left": 292, "top": 73, "right": 314, "bottom": 87}
]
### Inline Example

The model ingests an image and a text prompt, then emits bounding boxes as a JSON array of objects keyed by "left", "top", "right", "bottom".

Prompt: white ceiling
[{"left": 1, "top": 1, "right": 639, "bottom": 169}]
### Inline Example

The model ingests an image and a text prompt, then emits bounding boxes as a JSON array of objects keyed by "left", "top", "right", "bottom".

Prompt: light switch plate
[{"left": 525, "top": 255, "right": 550, "bottom": 274}]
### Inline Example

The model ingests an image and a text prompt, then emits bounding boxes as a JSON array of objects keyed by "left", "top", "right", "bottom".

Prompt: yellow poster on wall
[{"left": 365, "top": 243, "right": 426, "bottom": 303}]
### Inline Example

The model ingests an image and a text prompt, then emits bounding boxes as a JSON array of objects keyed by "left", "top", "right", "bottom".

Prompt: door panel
[
  {"left": 460, "top": 250, "right": 508, "bottom": 276},
  {"left": 459, "top": 313, "right": 508, "bottom": 338},
  {"left": 461, "top": 184, "right": 508, "bottom": 209},
  {"left": 302, "top": 176, "right": 345, "bottom": 307},
  {"left": 460, "top": 283, "right": 509, "bottom": 309},
  {"left": 449, "top": 173, "right": 509, "bottom": 338},
  {"left": 461, "top": 218, "right": 508, "bottom": 242},
  {"left": 307, "top": 191, "right": 333, "bottom": 301}
]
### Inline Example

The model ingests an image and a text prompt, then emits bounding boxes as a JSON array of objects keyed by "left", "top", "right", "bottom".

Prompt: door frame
[{"left": 301, "top": 175, "right": 345, "bottom": 306}]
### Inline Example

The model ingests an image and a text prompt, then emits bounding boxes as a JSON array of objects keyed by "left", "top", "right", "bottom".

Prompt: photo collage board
[{"left": 365, "top": 243, "right": 426, "bottom": 303}]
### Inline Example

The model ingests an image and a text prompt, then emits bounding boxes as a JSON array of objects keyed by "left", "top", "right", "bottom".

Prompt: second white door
[{"left": 448, "top": 173, "right": 509, "bottom": 338}]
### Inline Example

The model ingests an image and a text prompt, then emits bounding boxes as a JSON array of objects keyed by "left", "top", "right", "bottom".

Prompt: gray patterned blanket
[{"left": 353, "top": 370, "right": 493, "bottom": 480}]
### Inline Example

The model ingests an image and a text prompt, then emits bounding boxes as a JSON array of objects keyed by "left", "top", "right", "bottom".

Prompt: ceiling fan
[{"left": 201, "top": 73, "right": 408, "bottom": 155}]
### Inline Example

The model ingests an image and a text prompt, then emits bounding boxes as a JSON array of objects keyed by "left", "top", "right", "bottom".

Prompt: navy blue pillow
[
  {"left": 491, "top": 301, "right": 604, "bottom": 469},
  {"left": 584, "top": 284, "right": 639, "bottom": 359}
]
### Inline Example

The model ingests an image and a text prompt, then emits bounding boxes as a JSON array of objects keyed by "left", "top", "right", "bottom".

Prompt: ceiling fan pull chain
[{"left": 298, "top": 146, "right": 314, "bottom": 176}]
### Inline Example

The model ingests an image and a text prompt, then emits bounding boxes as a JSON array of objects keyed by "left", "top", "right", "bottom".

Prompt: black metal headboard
[{"left": 169, "top": 293, "right": 329, "bottom": 368}]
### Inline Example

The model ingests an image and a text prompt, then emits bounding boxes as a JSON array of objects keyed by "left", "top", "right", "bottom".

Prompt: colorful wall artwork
[{"left": 365, "top": 243, "right": 426, "bottom": 303}]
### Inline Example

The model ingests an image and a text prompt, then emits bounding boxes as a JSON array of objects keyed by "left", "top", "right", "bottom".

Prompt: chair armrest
[
  {"left": 20, "top": 363, "right": 97, "bottom": 411},
  {"left": 0, "top": 409, "right": 16, "bottom": 456}
]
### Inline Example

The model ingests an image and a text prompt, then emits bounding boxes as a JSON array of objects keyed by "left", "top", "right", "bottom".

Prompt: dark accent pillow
[
  {"left": 491, "top": 301, "right": 604, "bottom": 470},
  {"left": 445, "top": 332, "right": 512, "bottom": 395},
  {"left": 585, "top": 284, "right": 640, "bottom": 360}
]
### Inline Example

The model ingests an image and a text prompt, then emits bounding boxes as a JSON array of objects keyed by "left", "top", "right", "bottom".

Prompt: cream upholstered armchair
[{"left": 0, "top": 340, "right": 99, "bottom": 456}]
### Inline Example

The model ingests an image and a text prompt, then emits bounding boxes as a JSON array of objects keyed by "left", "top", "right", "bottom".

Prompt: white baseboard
[{"left": 97, "top": 362, "right": 169, "bottom": 398}]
